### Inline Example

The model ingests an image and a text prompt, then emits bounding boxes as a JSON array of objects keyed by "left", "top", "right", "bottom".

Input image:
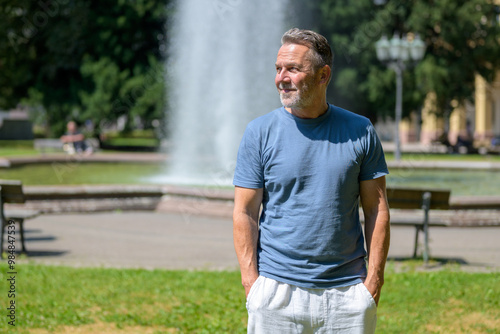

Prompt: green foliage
[
  {"left": 368, "top": 0, "right": 500, "bottom": 114},
  {"left": 407, "top": 0, "right": 500, "bottom": 111},
  {"left": 0, "top": 0, "right": 168, "bottom": 136},
  {"left": 1, "top": 0, "right": 499, "bottom": 133},
  {"left": 314, "top": 0, "right": 500, "bottom": 120},
  {"left": 79, "top": 56, "right": 130, "bottom": 132},
  {"left": 316, "top": 0, "right": 382, "bottom": 120}
]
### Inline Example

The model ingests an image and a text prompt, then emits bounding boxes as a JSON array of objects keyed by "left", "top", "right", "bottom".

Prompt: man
[
  {"left": 233, "top": 28, "right": 390, "bottom": 333},
  {"left": 60, "top": 121, "right": 93, "bottom": 155}
]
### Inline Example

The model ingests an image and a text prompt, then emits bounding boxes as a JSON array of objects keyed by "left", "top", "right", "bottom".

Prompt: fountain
[{"left": 165, "top": 0, "right": 288, "bottom": 185}]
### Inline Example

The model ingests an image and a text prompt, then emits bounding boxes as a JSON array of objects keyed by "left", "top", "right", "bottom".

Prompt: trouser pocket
[{"left": 245, "top": 276, "right": 263, "bottom": 309}]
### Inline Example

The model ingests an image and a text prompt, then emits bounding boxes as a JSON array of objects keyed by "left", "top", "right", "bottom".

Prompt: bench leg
[
  {"left": 423, "top": 219, "right": 430, "bottom": 264},
  {"left": 422, "top": 192, "right": 432, "bottom": 264},
  {"left": 0, "top": 219, "right": 4, "bottom": 258},
  {"left": 18, "top": 219, "right": 26, "bottom": 253},
  {"left": 0, "top": 219, "right": 27, "bottom": 257},
  {"left": 413, "top": 225, "right": 421, "bottom": 258}
]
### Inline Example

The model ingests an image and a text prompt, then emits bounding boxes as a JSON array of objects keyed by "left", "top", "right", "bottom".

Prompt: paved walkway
[
  {"left": 15, "top": 211, "right": 500, "bottom": 272},
  {"left": 2, "top": 150, "right": 499, "bottom": 271}
]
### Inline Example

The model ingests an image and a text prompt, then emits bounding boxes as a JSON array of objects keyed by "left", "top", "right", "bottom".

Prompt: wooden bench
[
  {"left": 33, "top": 138, "right": 64, "bottom": 152},
  {"left": 386, "top": 187, "right": 451, "bottom": 263},
  {"left": 0, "top": 180, "right": 40, "bottom": 257}
]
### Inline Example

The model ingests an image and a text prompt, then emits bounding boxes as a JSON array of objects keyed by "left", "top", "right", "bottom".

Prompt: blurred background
[{"left": 0, "top": 0, "right": 499, "bottom": 189}]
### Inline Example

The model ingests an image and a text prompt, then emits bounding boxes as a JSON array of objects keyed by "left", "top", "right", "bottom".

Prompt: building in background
[
  {"left": 0, "top": 109, "right": 34, "bottom": 140},
  {"left": 382, "top": 72, "right": 500, "bottom": 153},
  {"left": 382, "top": 0, "right": 500, "bottom": 153}
]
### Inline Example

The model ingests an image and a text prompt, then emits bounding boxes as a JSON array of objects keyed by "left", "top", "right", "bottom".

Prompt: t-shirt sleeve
[
  {"left": 359, "top": 123, "right": 389, "bottom": 181},
  {"left": 233, "top": 124, "right": 264, "bottom": 189}
]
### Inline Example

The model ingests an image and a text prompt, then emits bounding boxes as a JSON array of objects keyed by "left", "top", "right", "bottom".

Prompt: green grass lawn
[
  {"left": 1, "top": 140, "right": 500, "bottom": 161},
  {"left": 0, "top": 162, "right": 167, "bottom": 185},
  {"left": 0, "top": 137, "right": 159, "bottom": 157},
  {"left": 0, "top": 140, "right": 38, "bottom": 156},
  {"left": 0, "top": 263, "right": 498, "bottom": 333},
  {"left": 103, "top": 137, "right": 160, "bottom": 147},
  {"left": 384, "top": 152, "right": 500, "bottom": 162},
  {"left": 386, "top": 168, "right": 500, "bottom": 196},
  {"left": 0, "top": 148, "right": 39, "bottom": 156}
]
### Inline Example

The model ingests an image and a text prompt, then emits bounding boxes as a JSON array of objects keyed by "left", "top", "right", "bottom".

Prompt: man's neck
[{"left": 286, "top": 101, "right": 329, "bottom": 119}]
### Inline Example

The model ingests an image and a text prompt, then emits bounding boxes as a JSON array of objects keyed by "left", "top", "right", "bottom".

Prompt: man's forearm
[
  {"left": 233, "top": 187, "right": 263, "bottom": 296},
  {"left": 360, "top": 177, "right": 390, "bottom": 304},
  {"left": 233, "top": 212, "right": 259, "bottom": 295},
  {"left": 61, "top": 134, "right": 84, "bottom": 143},
  {"left": 364, "top": 210, "right": 390, "bottom": 304}
]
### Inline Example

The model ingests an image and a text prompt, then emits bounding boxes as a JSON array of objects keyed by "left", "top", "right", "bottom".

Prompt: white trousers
[{"left": 246, "top": 276, "right": 377, "bottom": 334}]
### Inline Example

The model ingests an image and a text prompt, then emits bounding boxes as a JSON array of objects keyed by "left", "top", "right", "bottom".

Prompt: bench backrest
[
  {"left": 386, "top": 187, "right": 450, "bottom": 210},
  {"left": 0, "top": 180, "right": 25, "bottom": 204}
]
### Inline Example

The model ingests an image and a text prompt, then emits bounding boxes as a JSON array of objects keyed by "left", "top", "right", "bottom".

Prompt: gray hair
[{"left": 281, "top": 28, "right": 333, "bottom": 71}]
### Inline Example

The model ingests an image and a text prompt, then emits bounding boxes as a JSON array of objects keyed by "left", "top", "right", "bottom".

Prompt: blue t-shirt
[{"left": 233, "top": 104, "right": 389, "bottom": 289}]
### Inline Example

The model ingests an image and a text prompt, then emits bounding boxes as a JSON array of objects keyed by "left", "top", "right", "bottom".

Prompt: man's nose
[{"left": 276, "top": 70, "right": 291, "bottom": 83}]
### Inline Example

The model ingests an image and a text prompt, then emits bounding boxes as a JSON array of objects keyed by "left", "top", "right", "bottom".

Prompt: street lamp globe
[
  {"left": 376, "top": 33, "right": 426, "bottom": 64},
  {"left": 375, "top": 35, "right": 390, "bottom": 61},
  {"left": 410, "top": 34, "right": 426, "bottom": 61},
  {"left": 400, "top": 36, "right": 411, "bottom": 62},
  {"left": 389, "top": 33, "right": 403, "bottom": 60}
]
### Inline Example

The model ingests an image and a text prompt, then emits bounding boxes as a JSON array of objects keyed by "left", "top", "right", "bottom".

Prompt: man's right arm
[
  {"left": 61, "top": 133, "right": 85, "bottom": 143},
  {"left": 233, "top": 186, "right": 263, "bottom": 297}
]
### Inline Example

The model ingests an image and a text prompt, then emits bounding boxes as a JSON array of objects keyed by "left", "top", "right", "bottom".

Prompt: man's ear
[{"left": 319, "top": 65, "right": 331, "bottom": 85}]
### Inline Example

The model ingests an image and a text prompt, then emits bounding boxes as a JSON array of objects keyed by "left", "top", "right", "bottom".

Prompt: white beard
[{"left": 278, "top": 80, "right": 315, "bottom": 109}]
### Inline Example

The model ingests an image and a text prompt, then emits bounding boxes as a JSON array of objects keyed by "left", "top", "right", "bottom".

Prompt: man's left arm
[{"left": 360, "top": 175, "right": 390, "bottom": 306}]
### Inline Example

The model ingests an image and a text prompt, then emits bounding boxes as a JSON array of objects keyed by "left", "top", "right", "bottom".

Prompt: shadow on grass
[
  {"left": 388, "top": 256, "right": 468, "bottom": 265},
  {"left": 387, "top": 256, "right": 499, "bottom": 272}
]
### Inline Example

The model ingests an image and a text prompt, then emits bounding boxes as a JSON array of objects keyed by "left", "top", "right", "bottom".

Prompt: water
[{"left": 164, "top": 0, "right": 288, "bottom": 185}]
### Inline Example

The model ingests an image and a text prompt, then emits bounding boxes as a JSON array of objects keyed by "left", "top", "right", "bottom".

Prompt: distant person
[
  {"left": 233, "top": 28, "right": 390, "bottom": 333},
  {"left": 60, "top": 121, "right": 93, "bottom": 155}
]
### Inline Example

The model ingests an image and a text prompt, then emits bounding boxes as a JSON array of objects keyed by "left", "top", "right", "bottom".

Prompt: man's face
[
  {"left": 67, "top": 122, "right": 76, "bottom": 133},
  {"left": 275, "top": 43, "right": 320, "bottom": 109}
]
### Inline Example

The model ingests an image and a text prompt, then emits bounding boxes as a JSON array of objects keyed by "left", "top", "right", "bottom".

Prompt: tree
[
  {"left": 2, "top": 0, "right": 498, "bottom": 135},
  {"left": 408, "top": 0, "right": 500, "bottom": 111},
  {"left": 79, "top": 54, "right": 165, "bottom": 133},
  {"left": 365, "top": 0, "right": 500, "bottom": 117},
  {"left": 310, "top": 0, "right": 500, "bottom": 124},
  {"left": 292, "top": 0, "right": 420, "bottom": 124},
  {"left": 0, "top": 0, "right": 168, "bottom": 136}
]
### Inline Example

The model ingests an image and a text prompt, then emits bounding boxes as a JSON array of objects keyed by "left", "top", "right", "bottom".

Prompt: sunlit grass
[
  {"left": 386, "top": 168, "right": 500, "bottom": 196},
  {"left": 0, "top": 140, "right": 38, "bottom": 156},
  {"left": 1, "top": 263, "right": 498, "bottom": 333},
  {"left": 0, "top": 162, "right": 166, "bottom": 185},
  {"left": 384, "top": 152, "right": 500, "bottom": 162}
]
